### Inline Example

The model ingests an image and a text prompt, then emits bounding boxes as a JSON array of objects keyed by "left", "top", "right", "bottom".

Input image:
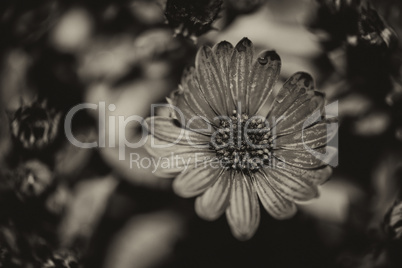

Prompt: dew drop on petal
[{"left": 258, "top": 56, "right": 268, "bottom": 65}]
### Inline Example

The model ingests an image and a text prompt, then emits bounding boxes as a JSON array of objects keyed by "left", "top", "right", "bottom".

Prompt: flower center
[{"left": 210, "top": 110, "right": 273, "bottom": 172}]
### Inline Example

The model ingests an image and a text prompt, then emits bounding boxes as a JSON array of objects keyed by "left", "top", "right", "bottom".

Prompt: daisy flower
[
  {"left": 10, "top": 100, "right": 61, "bottom": 151},
  {"left": 145, "top": 38, "right": 337, "bottom": 240}
]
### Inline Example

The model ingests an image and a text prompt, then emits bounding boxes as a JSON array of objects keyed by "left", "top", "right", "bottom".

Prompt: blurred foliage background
[{"left": 0, "top": 0, "right": 402, "bottom": 267}]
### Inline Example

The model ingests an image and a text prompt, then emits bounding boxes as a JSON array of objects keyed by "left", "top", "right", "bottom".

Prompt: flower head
[
  {"left": 7, "top": 160, "right": 53, "bottom": 201},
  {"left": 145, "top": 38, "right": 337, "bottom": 240},
  {"left": 353, "top": 6, "right": 398, "bottom": 50},
  {"left": 10, "top": 100, "right": 61, "bottom": 151}
]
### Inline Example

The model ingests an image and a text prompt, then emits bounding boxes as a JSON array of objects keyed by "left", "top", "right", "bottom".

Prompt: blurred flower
[
  {"left": 371, "top": 0, "right": 402, "bottom": 46},
  {"left": 11, "top": 160, "right": 53, "bottom": 201},
  {"left": 381, "top": 193, "right": 402, "bottom": 267},
  {"left": 165, "top": 0, "right": 223, "bottom": 41},
  {"left": 145, "top": 38, "right": 337, "bottom": 240},
  {"left": 50, "top": 7, "right": 94, "bottom": 53},
  {"left": 10, "top": 100, "right": 61, "bottom": 151},
  {"left": 45, "top": 184, "right": 71, "bottom": 215},
  {"left": 0, "top": 224, "right": 80, "bottom": 268},
  {"left": 85, "top": 74, "right": 174, "bottom": 189},
  {"left": 58, "top": 175, "right": 118, "bottom": 249},
  {"left": 103, "top": 210, "right": 184, "bottom": 268},
  {"left": 317, "top": 2, "right": 399, "bottom": 138},
  {"left": 43, "top": 249, "right": 80, "bottom": 268},
  {"left": 350, "top": 6, "right": 398, "bottom": 50},
  {"left": 385, "top": 197, "right": 402, "bottom": 240},
  {"left": 129, "top": 0, "right": 165, "bottom": 25},
  {"left": 0, "top": 159, "right": 54, "bottom": 201},
  {"left": 312, "top": 0, "right": 398, "bottom": 52},
  {"left": 352, "top": 110, "right": 391, "bottom": 137},
  {"left": 78, "top": 29, "right": 181, "bottom": 82},
  {"left": 386, "top": 78, "right": 402, "bottom": 107}
]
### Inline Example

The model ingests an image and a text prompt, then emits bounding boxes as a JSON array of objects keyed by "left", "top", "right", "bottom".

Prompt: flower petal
[
  {"left": 229, "top": 38, "right": 253, "bottom": 112},
  {"left": 276, "top": 164, "right": 332, "bottom": 186},
  {"left": 226, "top": 171, "right": 260, "bottom": 240},
  {"left": 274, "top": 146, "right": 337, "bottom": 169},
  {"left": 307, "top": 165, "right": 333, "bottom": 185},
  {"left": 274, "top": 92, "right": 325, "bottom": 136},
  {"left": 145, "top": 116, "right": 210, "bottom": 146},
  {"left": 248, "top": 50, "right": 281, "bottom": 116},
  {"left": 275, "top": 119, "right": 331, "bottom": 150},
  {"left": 170, "top": 86, "right": 211, "bottom": 133},
  {"left": 144, "top": 134, "right": 215, "bottom": 176},
  {"left": 212, "top": 41, "right": 235, "bottom": 113},
  {"left": 263, "top": 166, "right": 319, "bottom": 202},
  {"left": 173, "top": 67, "right": 218, "bottom": 124},
  {"left": 195, "top": 170, "right": 231, "bottom": 221},
  {"left": 268, "top": 72, "right": 317, "bottom": 125},
  {"left": 173, "top": 163, "right": 222, "bottom": 198},
  {"left": 252, "top": 171, "right": 297, "bottom": 219},
  {"left": 195, "top": 46, "right": 228, "bottom": 116}
]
